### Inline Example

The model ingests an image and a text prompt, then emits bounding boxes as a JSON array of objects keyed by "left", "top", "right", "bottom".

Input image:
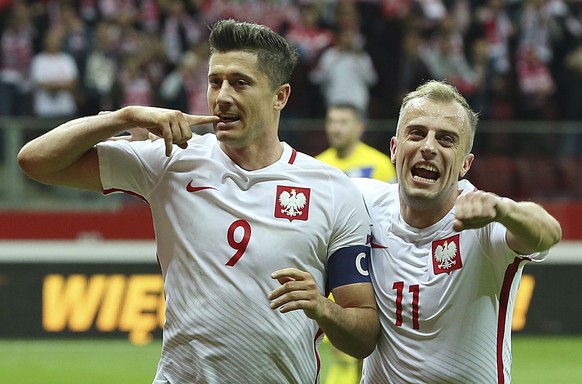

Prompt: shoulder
[
  {"left": 351, "top": 177, "right": 398, "bottom": 206},
  {"left": 294, "top": 151, "right": 348, "bottom": 180},
  {"left": 351, "top": 177, "right": 398, "bottom": 194},
  {"left": 290, "top": 148, "right": 363, "bottom": 191}
]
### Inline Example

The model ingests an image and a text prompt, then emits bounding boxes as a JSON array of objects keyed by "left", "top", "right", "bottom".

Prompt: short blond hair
[{"left": 397, "top": 80, "right": 479, "bottom": 151}]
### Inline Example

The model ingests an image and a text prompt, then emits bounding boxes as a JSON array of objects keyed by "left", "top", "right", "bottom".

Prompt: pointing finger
[{"left": 184, "top": 114, "right": 220, "bottom": 126}]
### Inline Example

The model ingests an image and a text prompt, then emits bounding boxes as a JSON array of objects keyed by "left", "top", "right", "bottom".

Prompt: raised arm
[
  {"left": 17, "top": 106, "right": 219, "bottom": 191},
  {"left": 453, "top": 190, "right": 562, "bottom": 255}
]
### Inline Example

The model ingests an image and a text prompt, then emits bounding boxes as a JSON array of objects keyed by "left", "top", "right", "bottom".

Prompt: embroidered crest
[
  {"left": 275, "top": 186, "right": 310, "bottom": 222},
  {"left": 432, "top": 234, "right": 462, "bottom": 275}
]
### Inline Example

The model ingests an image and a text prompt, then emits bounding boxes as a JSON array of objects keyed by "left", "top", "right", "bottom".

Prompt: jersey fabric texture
[
  {"left": 316, "top": 142, "right": 396, "bottom": 182},
  {"left": 352, "top": 178, "right": 548, "bottom": 384},
  {"left": 97, "top": 133, "right": 372, "bottom": 384}
]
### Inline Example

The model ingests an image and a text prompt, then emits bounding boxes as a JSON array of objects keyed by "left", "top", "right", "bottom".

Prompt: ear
[
  {"left": 274, "top": 84, "right": 291, "bottom": 111},
  {"left": 389, "top": 136, "right": 397, "bottom": 163},
  {"left": 459, "top": 153, "right": 474, "bottom": 177}
]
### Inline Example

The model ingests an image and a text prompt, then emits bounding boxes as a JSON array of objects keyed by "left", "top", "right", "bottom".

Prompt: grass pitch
[{"left": 0, "top": 336, "right": 580, "bottom": 383}]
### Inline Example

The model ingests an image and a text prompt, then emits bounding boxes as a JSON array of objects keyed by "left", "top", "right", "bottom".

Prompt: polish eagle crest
[
  {"left": 275, "top": 186, "right": 311, "bottom": 222},
  {"left": 434, "top": 241, "right": 458, "bottom": 270},
  {"left": 279, "top": 188, "right": 307, "bottom": 217},
  {"left": 431, "top": 234, "right": 462, "bottom": 275}
]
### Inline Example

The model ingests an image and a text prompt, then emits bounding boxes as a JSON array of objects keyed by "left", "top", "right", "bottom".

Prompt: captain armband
[{"left": 327, "top": 245, "right": 371, "bottom": 291}]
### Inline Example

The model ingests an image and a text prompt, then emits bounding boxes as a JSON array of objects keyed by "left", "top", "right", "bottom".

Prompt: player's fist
[{"left": 453, "top": 190, "right": 509, "bottom": 231}]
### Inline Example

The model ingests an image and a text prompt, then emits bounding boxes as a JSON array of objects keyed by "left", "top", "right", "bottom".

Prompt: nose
[
  {"left": 214, "top": 82, "right": 233, "bottom": 106},
  {"left": 420, "top": 132, "right": 437, "bottom": 157}
]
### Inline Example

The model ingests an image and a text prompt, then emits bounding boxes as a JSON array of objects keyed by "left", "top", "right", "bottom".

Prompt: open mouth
[
  {"left": 411, "top": 163, "right": 440, "bottom": 183},
  {"left": 217, "top": 113, "right": 240, "bottom": 124}
]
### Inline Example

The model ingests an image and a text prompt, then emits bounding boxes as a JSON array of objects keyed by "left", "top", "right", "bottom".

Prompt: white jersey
[
  {"left": 97, "top": 134, "right": 371, "bottom": 384},
  {"left": 353, "top": 178, "right": 547, "bottom": 384}
]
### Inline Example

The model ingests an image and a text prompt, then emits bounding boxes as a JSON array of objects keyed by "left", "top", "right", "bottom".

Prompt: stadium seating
[
  {"left": 467, "top": 155, "right": 519, "bottom": 198},
  {"left": 514, "top": 155, "right": 561, "bottom": 200},
  {"left": 556, "top": 156, "right": 582, "bottom": 199}
]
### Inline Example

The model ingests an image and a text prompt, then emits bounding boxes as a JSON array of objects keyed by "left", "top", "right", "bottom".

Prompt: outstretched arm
[
  {"left": 453, "top": 191, "right": 562, "bottom": 254},
  {"left": 17, "top": 106, "right": 219, "bottom": 191},
  {"left": 269, "top": 268, "right": 379, "bottom": 359}
]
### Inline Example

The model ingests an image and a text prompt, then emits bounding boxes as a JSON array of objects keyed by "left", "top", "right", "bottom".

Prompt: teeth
[
  {"left": 413, "top": 175, "right": 437, "bottom": 183},
  {"left": 416, "top": 164, "right": 438, "bottom": 172}
]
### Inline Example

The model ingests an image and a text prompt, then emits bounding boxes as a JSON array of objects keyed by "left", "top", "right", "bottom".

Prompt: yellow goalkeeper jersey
[{"left": 316, "top": 142, "right": 396, "bottom": 182}]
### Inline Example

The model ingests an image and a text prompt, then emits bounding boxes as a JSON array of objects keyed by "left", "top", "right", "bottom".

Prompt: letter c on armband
[
  {"left": 327, "top": 245, "right": 372, "bottom": 290},
  {"left": 356, "top": 252, "right": 369, "bottom": 276}
]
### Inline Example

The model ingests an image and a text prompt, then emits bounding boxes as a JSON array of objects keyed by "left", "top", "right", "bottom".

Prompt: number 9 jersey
[{"left": 97, "top": 133, "right": 372, "bottom": 384}]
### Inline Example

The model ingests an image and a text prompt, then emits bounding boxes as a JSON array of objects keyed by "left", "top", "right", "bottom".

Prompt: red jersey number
[{"left": 225, "top": 220, "right": 252, "bottom": 267}]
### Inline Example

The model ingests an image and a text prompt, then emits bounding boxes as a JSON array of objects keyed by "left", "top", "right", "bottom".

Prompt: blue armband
[{"left": 327, "top": 245, "right": 371, "bottom": 291}]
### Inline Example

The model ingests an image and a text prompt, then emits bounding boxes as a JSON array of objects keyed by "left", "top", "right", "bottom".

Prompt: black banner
[
  {"left": 1, "top": 254, "right": 581, "bottom": 340},
  {"left": 0, "top": 263, "right": 164, "bottom": 343}
]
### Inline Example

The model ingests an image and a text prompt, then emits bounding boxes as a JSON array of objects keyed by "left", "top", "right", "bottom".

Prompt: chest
[
  {"left": 370, "top": 225, "right": 501, "bottom": 331},
  {"left": 149, "top": 164, "right": 334, "bottom": 272}
]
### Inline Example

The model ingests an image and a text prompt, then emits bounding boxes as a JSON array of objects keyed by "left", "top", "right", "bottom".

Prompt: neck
[
  {"left": 336, "top": 142, "right": 358, "bottom": 159},
  {"left": 221, "top": 139, "right": 283, "bottom": 171},
  {"left": 400, "top": 203, "right": 450, "bottom": 229},
  {"left": 399, "top": 188, "right": 459, "bottom": 229}
]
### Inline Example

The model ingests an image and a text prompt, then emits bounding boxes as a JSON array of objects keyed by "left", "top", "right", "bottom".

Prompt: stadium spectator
[
  {"left": 1, "top": 0, "right": 580, "bottom": 124},
  {"left": 517, "top": 0, "right": 562, "bottom": 65},
  {"left": 17, "top": 19, "right": 379, "bottom": 383},
  {"left": 515, "top": 44, "right": 556, "bottom": 121},
  {"left": 0, "top": 1, "right": 35, "bottom": 116},
  {"left": 394, "top": 28, "right": 431, "bottom": 109},
  {"left": 352, "top": 80, "right": 562, "bottom": 383},
  {"left": 474, "top": 0, "right": 515, "bottom": 77},
  {"left": 159, "top": 0, "right": 204, "bottom": 66},
  {"left": 283, "top": 2, "right": 333, "bottom": 117},
  {"left": 317, "top": 103, "right": 396, "bottom": 182},
  {"left": 60, "top": 3, "right": 92, "bottom": 80},
  {"left": 29, "top": 27, "right": 79, "bottom": 118},
  {"left": 559, "top": 44, "right": 582, "bottom": 155},
  {"left": 159, "top": 47, "right": 209, "bottom": 116},
  {"left": 421, "top": 16, "right": 479, "bottom": 100},
  {"left": 112, "top": 53, "right": 155, "bottom": 109},
  {"left": 81, "top": 21, "right": 118, "bottom": 114},
  {"left": 310, "top": 24, "right": 378, "bottom": 116}
]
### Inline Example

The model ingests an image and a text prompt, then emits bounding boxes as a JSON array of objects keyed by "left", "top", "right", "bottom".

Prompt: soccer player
[
  {"left": 17, "top": 20, "right": 379, "bottom": 383},
  {"left": 353, "top": 80, "right": 562, "bottom": 383},
  {"left": 316, "top": 103, "right": 396, "bottom": 182}
]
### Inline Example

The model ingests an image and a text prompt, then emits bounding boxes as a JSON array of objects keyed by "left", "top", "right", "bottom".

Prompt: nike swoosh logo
[{"left": 186, "top": 181, "right": 217, "bottom": 193}]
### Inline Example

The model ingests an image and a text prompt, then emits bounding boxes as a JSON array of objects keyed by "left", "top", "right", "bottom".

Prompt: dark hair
[
  {"left": 208, "top": 19, "right": 298, "bottom": 90},
  {"left": 328, "top": 103, "right": 364, "bottom": 121}
]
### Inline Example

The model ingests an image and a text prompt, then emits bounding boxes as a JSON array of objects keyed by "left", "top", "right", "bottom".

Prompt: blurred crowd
[{"left": 1, "top": 0, "right": 582, "bottom": 123}]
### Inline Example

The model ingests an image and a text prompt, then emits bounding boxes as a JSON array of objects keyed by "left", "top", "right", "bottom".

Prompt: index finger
[
  {"left": 271, "top": 268, "right": 307, "bottom": 281},
  {"left": 184, "top": 114, "right": 220, "bottom": 126}
]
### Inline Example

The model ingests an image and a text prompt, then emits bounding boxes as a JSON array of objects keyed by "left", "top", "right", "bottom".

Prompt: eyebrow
[
  {"left": 405, "top": 124, "right": 461, "bottom": 138},
  {"left": 208, "top": 71, "right": 256, "bottom": 82}
]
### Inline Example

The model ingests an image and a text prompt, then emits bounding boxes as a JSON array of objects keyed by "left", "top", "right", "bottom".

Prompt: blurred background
[{"left": 0, "top": 0, "right": 581, "bottom": 383}]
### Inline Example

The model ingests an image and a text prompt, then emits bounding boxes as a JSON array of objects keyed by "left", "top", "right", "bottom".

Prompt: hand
[
  {"left": 453, "top": 190, "right": 509, "bottom": 231},
  {"left": 268, "top": 268, "right": 326, "bottom": 320},
  {"left": 119, "top": 106, "right": 219, "bottom": 156}
]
